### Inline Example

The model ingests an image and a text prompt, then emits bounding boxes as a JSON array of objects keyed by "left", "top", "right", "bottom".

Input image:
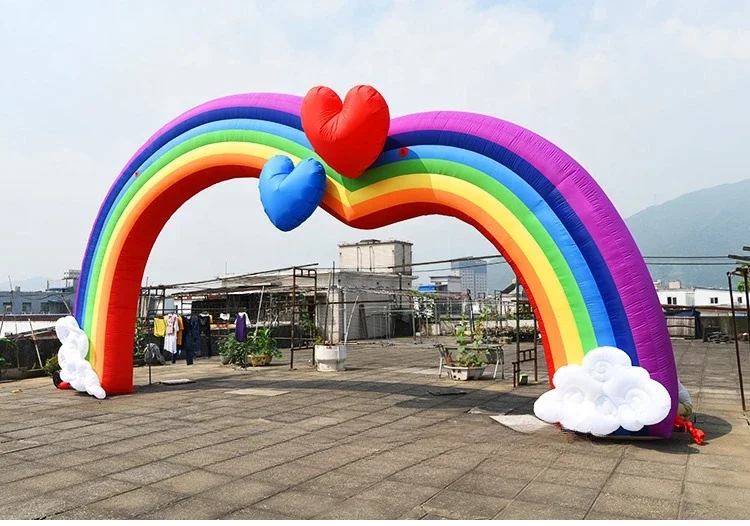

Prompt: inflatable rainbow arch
[{"left": 72, "top": 91, "right": 678, "bottom": 438}]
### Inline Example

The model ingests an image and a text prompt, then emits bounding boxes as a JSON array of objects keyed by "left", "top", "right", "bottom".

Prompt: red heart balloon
[{"left": 301, "top": 85, "right": 390, "bottom": 179}]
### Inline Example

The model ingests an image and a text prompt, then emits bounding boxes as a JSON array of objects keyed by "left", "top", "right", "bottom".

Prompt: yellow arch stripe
[{"left": 91, "top": 142, "right": 584, "bottom": 366}]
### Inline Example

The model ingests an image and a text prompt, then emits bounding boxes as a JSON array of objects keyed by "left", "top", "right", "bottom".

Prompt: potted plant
[
  {"left": 218, "top": 335, "right": 236, "bottom": 365},
  {"left": 218, "top": 336, "right": 249, "bottom": 366},
  {"left": 442, "top": 321, "right": 488, "bottom": 381},
  {"left": 246, "top": 327, "right": 282, "bottom": 367}
]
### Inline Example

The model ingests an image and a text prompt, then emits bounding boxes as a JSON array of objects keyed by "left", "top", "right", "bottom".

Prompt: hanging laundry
[
  {"left": 153, "top": 317, "right": 166, "bottom": 337},
  {"left": 235, "top": 312, "right": 250, "bottom": 342},
  {"left": 188, "top": 315, "right": 201, "bottom": 359},
  {"left": 200, "top": 313, "right": 213, "bottom": 357},
  {"left": 176, "top": 315, "right": 184, "bottom": 347},
  {"left": 164, "top": 313, "right": 180, "bottom": 356}
]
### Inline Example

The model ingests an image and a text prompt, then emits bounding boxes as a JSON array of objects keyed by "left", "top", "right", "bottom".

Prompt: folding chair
[
  {"left": 435, "top": 343, "right": 452, "bottom": 378},
  {"left": 484, "top": 345, "right": 504, "bottom": 380}
]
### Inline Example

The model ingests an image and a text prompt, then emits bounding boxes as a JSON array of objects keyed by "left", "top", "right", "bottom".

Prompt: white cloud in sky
[{"left": 1, "top": 0, "right": 749, "bottom": 285}]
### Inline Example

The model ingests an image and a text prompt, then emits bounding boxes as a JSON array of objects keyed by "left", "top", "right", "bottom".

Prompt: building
[
  {"left": 656, "top": 280, "right": 745, "bottom": 307},
  {"left": 339, "top": 239, "right": 413, "bottom": 275},
  {"left": 1, "top": 270, "right": 77, "bottom": 316},
  {"left": 451, "top": 258, "right": 488, "bottom": 297},
  {"left": 418, "top": 271, "right": 463, "bottom": 294},
  {"left": 0, "top": 270, "right": 78, "bottom": 341},
  {"left": 167, "top": 240, "right": 417, "bottom": 345}
]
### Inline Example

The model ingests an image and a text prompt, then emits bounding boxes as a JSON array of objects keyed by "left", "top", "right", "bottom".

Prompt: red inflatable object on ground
[
  {"left": 674, "top": 416, "right": 705, "bottom": 445},
  {"left": 301, "top": 85, "right": 390, "bottom": 178}
]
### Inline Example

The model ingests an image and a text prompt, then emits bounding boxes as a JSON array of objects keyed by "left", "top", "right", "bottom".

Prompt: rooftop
[
  {"left": 338, "top": 239, "right": 413, "bottom": 248},
  {"left": 0, "top": 338, "right": 746, "bottom": 519}
]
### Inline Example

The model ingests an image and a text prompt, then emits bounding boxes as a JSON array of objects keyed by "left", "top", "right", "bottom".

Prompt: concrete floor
[{"left": 0, "top": 338, "right": 748, "bottom": 520}]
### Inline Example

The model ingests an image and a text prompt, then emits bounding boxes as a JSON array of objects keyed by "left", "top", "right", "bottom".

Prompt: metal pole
[
  {"left": 744, "top": 269, "right": 750, "bottom": 342},
  {"left": 515, "top": 281, "right": 521, "bottom": 359},
  {"left": 728, "top": 272, "right": 746, "bottom": 412},
  {"left": 27, "top": 318, "right": 44, "bottom": 369},
  {"left": 290, "top": 267, "right": 296, "bottom": 369},
  {"left": 323, "top": 267, "right": 332, "bottom": 344},
  {"left": 313, "top": 269, "right": 318, "bottom": 364},
  {"left": 411, "top": 295, "right": 417, "bottom": 343},
  {"left": 467, "top": 289, "right": 475, "bottom": 337},
  {"left": 330, "top": 262, "right": 336, "bottom": 342},
  {"left": 533, "top": 310, "right": 538, "bottom": 382}
]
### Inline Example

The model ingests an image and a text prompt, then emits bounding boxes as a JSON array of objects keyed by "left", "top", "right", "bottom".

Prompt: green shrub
[{"left": 44, "top": 354, "right": 60, "bottom": 376}]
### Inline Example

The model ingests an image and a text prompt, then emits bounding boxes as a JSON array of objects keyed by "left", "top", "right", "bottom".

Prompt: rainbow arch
[{"left": 74, "top": 92, "right": 678, "bottom": 438}]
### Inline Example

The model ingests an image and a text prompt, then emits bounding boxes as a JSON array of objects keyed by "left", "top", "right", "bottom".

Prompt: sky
[{"left": 1, "top": 0, "right": 749, "bottom": 287}]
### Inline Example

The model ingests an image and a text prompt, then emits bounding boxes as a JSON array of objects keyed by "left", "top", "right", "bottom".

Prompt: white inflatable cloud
[
  {"left": 533, "top": 346, "right": 671, "bottom": 436},
  {"left": 55, "top": 316, "right": 106, "bottom": 400}
]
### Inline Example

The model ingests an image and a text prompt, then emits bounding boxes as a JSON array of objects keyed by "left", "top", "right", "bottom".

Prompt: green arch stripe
[{"left": 85, "top": 129, "right": 597, "bottom": 350}]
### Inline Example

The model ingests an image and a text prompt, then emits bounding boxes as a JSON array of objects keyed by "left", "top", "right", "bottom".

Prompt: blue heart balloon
[{"left": 259, "top": 155, "right": 327, "bottom": 232}]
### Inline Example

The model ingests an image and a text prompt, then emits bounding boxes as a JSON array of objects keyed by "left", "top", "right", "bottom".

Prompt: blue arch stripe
[
  {"left": 385, "top": 130, "right": 635, "bottom": 359},
  {"left": 77, "top": 109, "right": 634, "bottom": 363},
  {"left": 74, "top": 108, "right": 302, "bottom": 322},
  {"left": 377, "top": 145, "right": 617, "bottom": 351}
]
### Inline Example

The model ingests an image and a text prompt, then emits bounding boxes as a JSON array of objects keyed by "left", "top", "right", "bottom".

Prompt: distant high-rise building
[{"left": 451, "top": 259, "right": 488, "bottom": 297}]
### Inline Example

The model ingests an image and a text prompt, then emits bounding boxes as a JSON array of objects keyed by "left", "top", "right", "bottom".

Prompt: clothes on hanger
[
  {"left": 176, "top": 315, "right": 184, "bottom": 347},
  {"left": 186, "top": 315, "right": 201, "bottom": 363},
  {"left": 199, "top": 313, "right": 213, "bottom": 357},
  {"left": 164, "top": 313, "right": 180, "bottom": 356},
  {"left": 153, "top": 317, "right": 166, "bottom": 337},
  {"left": 235, "top": 312, "right": 250, "bottom": 342}
]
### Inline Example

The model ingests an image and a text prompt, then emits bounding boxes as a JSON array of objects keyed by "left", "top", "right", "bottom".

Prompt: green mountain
[
  {"left": 625, "top": 180, "right": 746, "bottom": 288},
  {"left": 486, "top": 180, "right": 747, "bottom": 292}
]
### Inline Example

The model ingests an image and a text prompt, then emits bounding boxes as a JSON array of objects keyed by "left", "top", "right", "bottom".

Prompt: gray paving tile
[
  {"left": 13, "top": 468, "right": 95, "bottom": 494},
  {"left": 155, "top": 469, "right": 233, "bottom": 495},
  {"left": 75, "top": 455, "right": 153, "bottom": 476},
  {"left": 421, "top": 489, "right": 510, "bottom": 520},
  {"left": 253, "top": 490, "right": 344, "bottom": 519},
  {"left": 680, "top": 501, "right": 750, "bottom": 520},
  {"left": 313, "top": 497, "right": 403, "bottom": 520},
  {"left": 537, "top": 467, "right": 612, "bottom": 489},
  {"left": 551, "top": 452, "right": 619, "bottom": 472},
  {"left": 682, "top": 480, "right": 750, "bottom": 510},
  {"left": 685, "top": 465, "right": 750, "bottom": 489},
  {"left": 471, "top": 458, "right": 546, "bottom": 484},
  {"left": 516, "top": 480, "right": 600, "bottom": 510},
  {"left": 137, "top": 496, "right": 240, "bottom": 519},
  {"left": 605, "top": 472, "right": 683, "bottom": 502},
  {"left": 615, "top": 458, "right": 686, "bottom": 481},
  {"left": 296, "top": 470, "right": 381, "bottom": 498},
  {"left": 208, "top": 478, "right": 284, "bottom": 505},
  {"left": 86, "top": 487, "right": 184, "bottom": 518},
  {"left": 109, "top": 461, "right": 191, "bottom": 485},
  {"left": 0, "top": 460, "right": 55, "bottom": 484},
  {"left": 0, "top": 493, "right": 73, "bottom": 519},
  {"left": 447, "top": 471, "right": 529, "bottom": 499},
  {"left": 591, "top": 492, "right": 679, "bottom": 520},
  {"left": 496, "top": 499, "right": 587, "bottom": 520},
  {"left": 622, "top": 445, "right": 690, "bottom": 465},
  {"left": 374, "top": 480, "right": 444, "bottom": 508},
  {"left": 46, "top": 477, "right": 138, "bottom": 507},
  {"left": 221, "top": 507, "right": 294, "bottom": 520}
]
